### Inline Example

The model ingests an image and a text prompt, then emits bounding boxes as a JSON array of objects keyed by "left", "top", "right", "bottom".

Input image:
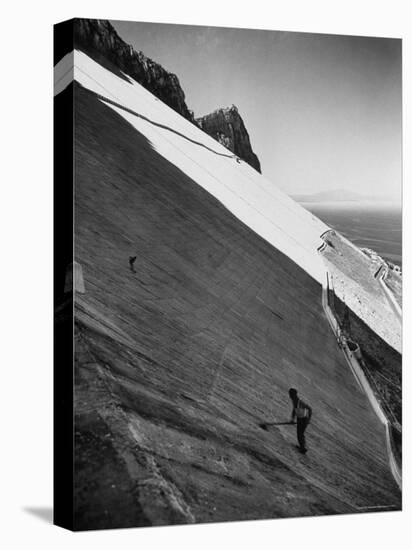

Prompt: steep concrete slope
[
  {"left": 66, "top": 50, "right": 328, "bottom": 283},
  {"left": 66, "top": 63, "right": 401, "bottom": 527},
  {"left": 54, "top": 51, "right": 401, "bottom": 352}
]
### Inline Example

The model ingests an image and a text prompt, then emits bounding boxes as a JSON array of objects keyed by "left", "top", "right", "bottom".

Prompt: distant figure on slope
[
  {"left": 289, "top": 388, "right": 312, "bottom": 454},
  {"left": 129, "top": 255, "right": 137, "bottom": 273}
]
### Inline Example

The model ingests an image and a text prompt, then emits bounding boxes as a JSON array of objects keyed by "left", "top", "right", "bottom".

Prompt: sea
[{"left": 301, "top": 202, "right": 402, "bottom": 268}]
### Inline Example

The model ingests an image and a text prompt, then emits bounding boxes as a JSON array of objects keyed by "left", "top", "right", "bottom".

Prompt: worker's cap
[{"left": 288, "top": 388, "right": 298, "bottom": 397}]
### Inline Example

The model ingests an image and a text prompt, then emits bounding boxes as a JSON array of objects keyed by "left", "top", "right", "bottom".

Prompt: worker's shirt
[{"left": 294, "top": 399, "right": 312, "bottom": 419}]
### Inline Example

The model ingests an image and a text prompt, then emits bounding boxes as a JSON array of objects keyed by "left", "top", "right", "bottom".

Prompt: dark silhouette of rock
[
  {"left": 196, "top": 105, "right": 261, "bottom": 172},
  {"left": 74, "top": 19, "right": 195, "bottom": 122}
]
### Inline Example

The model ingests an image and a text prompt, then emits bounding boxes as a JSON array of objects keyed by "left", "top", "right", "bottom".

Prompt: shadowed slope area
[{"left": 73, "top": 84, "right": 400, "bottom": 529}]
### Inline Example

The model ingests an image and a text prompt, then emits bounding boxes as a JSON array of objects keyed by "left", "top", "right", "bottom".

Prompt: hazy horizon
[{"left": 111, "top": 20, "right": 402, "bottom": 205}]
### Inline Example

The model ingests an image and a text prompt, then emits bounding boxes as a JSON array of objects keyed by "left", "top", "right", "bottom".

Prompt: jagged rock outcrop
[
  {"left": 74, "top": 19, "right": 195, "bottom": 122},
  {"left": 196, "top": 105, "right": 261, "bottom": 172}
]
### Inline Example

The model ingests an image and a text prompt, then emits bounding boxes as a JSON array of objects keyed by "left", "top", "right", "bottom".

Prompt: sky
[{"left": 111, "top": 20, "right": 402, "bottom": 204}]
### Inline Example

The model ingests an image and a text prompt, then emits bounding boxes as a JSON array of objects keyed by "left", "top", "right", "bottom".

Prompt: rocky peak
[
  {"left": 74, "top": 19, "right": 195, "bottom": 122},
  {"left": 196, "top": 106, "right": 261, "bottom": 173}
]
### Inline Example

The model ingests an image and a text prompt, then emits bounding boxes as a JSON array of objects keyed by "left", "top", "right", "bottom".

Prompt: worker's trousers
[{"left": 297, "top": 417, "right": 309, "bottom": 451}]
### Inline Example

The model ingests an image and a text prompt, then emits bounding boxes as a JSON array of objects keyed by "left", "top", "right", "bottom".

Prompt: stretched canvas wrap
[{"left": 54, "top": 18, "right": 402, "bottom": 531}]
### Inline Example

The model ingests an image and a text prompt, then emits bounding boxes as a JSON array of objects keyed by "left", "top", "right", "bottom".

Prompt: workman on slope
[
  {"left": 129, "top": 255, "right": 137, "bottom": 273},
  {"left": 288, "top": 388, "right": 312, "bottom": 454}
]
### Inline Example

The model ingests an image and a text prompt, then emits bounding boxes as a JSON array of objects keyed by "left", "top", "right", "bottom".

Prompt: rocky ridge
[
  {"left": 74, "top": 19, "right": 195, "bottom": 122},
  {"left": 73, "top": 19, "right": 261, "bottom": 171}
]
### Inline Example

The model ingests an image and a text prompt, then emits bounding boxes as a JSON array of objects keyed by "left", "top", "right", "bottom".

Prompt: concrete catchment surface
[
  {"left": 55, "top": 51, "right": 401, "bottom": 529},
  {"left": 62, "top": 50, "right": 329, "bottom": 283}
]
